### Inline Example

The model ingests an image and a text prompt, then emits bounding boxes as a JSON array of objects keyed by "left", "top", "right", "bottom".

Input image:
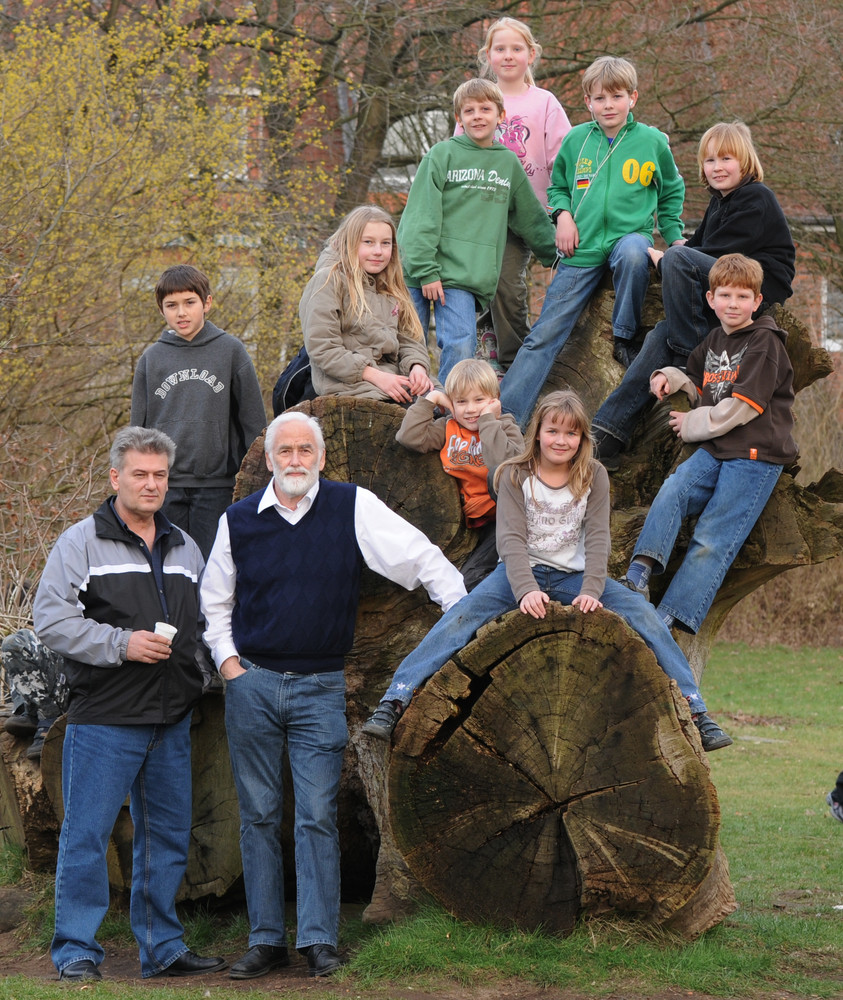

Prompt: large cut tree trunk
[
  {"left": 388, "top": 604, "right": 734, "bottom": 937},
  {"left": 232, "top": 340, "right": 843, "bottom": 938}
]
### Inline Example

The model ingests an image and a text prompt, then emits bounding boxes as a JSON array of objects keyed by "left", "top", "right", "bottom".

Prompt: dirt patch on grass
[
  {"left": 724, "top": 710, "right": 791, "bottom": 727},
  {"left": 0, "top": 932, "right": 729, "bottom": 1000}
]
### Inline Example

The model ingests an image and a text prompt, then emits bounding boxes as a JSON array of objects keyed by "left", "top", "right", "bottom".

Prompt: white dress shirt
[{"left": 201, "top": 478, "right": 467, "bottom": 668}]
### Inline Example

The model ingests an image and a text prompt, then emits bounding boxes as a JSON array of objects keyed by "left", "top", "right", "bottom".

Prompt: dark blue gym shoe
[
  {"left": 593, "top": 429, "right": 623, "bottom": 472},
  {"left": 613, "top": 338, "right": 641, "bottom": 368},
  {"left": 692, "top": 713, "right": 733, "bottom": 752},
  {"left": 362, "top": 702, "right": 402, "bottom": 740}
]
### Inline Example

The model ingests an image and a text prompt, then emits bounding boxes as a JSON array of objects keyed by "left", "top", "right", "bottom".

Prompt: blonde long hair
[
  {"left": 326, "top": 206, "right": 424, "bottom": 340},
  {"left": 477, "top": 17, "right": 540, "bottom": 88},
  {"left": 495, "top": 390, "right": 595, "bottom": 500}
]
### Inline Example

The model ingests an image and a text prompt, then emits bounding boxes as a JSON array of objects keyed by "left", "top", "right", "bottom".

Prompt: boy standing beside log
[
  {"left": 620, "top": 254, "right": 797, "bottom": 636},
  {"left": 131, "top": 264, "right": 266, "bottom": 559}
]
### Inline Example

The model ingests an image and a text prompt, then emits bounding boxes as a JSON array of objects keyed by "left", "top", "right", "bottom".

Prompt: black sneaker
[
  {"left": 26, "top": 726, "right": 50, "bottom": 762},
  {"left": 618, "top": 573, "right": 650, "bottom": 603},
  {"left": 692, "top": 713, "right": 733, "bottom": 752},
  {"left": 362, "top": 702, "right": 402, "bottom": 740},
  {"left": 593, "top": 429, "right": 623, "bottom": 472},
  {"left": 613, "top": 339, "right": 640, "bottom": 368},
  {"left": 3, "top": 704, "right": 38, "bottom": 737}
]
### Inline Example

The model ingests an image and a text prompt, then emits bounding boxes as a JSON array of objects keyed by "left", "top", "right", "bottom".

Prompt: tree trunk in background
[{"left": 0, "top": 734, "right": 58, "bottom": 871}]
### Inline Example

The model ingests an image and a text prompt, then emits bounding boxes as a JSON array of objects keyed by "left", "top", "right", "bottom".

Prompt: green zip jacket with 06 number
[{"left": 548, "top": 112, "right": 685, "bottom": 267}]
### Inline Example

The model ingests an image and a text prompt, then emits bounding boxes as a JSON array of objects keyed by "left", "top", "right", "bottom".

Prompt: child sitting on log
[
  {"left": 619, "top": 253, "right": 797, "bottom": 636},
  {"left": 363, "top": 389, "right": 731, "bottom": 751},
  {"left": 396, "top": 358, "right": 523, "bottom": 591},
  {"left": 301, "top": 205, "right": 435, "bottom": 403},
  {"left": 592, "top": 120, "right": 795, "bottom": 468}
]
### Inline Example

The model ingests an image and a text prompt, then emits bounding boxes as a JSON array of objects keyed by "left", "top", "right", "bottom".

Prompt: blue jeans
[
  {"left": 633, "top": 449, "right": 782, "bottom": 633},
  {"left": 382, "top": 561, "right": 705, "bottom": 714},
  {"left": 224, "top": 663, "right": 348, "bottom": 950},
  {"left": 410, "top": 285, "right": 478, "bottom": 385},
  {"left": 163, "top": 486, "right": 233, "bottom": 560},
  {"left": 500, "top": 234, "right": 652, "bottom": 429},
  {"left": 592, "top": 245, "right": 718, "bottom": 445},
  {"left": 52, "top": 717, "right": 193, "bottom": 978}
]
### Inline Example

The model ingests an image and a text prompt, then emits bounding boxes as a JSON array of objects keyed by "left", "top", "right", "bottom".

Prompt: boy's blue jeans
[
  {"left": 381, "top": 561, "right": 706, "bottom": 714},
  {"left": 52, "top": 717, "right": 193, "bottom": 977},
  {"left": 409, "top": 285, "right": 477, "bottom": 385},
  {"left": 633, "top": 448, "right": 782, "bottom": 633},
  {"left": 500, "top": 234, "right": 652, "bottom": 430},
  {"left": 592, "top": 245, "right": 719, "bottom": 445}
]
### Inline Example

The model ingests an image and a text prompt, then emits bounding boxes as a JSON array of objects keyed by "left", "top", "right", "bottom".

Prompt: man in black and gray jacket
[{"left": 33, "top": 426, "right": 225, "bottom": 983}]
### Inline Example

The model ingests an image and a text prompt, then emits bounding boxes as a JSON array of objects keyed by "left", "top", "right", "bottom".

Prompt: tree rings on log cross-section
[{"left": 388, "top": 604, "right": 724, "bottom": 935}]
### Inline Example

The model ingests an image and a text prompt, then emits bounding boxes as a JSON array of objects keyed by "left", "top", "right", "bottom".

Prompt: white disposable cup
[{"left": 154, "top": 622, "right": 178, "bottom": 642}]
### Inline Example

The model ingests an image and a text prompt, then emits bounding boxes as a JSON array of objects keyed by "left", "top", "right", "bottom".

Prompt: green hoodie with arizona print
[
  {"left": 548, "top": 112, "right": 685, "bottom": 267},
  {"left": 397, "top": 133, "right": 557, "bottom": 309}
]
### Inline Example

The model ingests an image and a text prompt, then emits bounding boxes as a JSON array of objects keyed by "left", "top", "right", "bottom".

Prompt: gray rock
[{"left": 0, "top": 886, "right": 34, "bottom": 932}]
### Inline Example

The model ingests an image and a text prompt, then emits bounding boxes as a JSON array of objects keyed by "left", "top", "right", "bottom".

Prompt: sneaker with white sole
[{"left": 618, "top": 573, "right": 650, "bottom": 603}]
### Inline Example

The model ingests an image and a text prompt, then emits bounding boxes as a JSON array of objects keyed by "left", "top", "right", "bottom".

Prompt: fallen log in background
[{"left": 0, "top": 733, "right": 58, "bottom": 871}]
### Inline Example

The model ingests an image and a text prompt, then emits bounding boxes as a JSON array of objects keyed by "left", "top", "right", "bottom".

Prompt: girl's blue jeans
[
  {"left": 592, "top": 245, "right": 720, "bottom": 446},
  {"left": 382, "top": 561, "right": 705, "bottom": 714}
]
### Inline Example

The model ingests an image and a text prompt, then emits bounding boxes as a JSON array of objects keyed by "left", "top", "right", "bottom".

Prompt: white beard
[{"left": 273, "top": 464, "right": 319, "bottom": 499}]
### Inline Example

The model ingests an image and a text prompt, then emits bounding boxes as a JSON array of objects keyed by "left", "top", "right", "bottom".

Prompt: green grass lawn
[
  {"left": 706, "top": 644, "right": 842, "bottom": 914},
  {"left": 2, "top": 643, "right": 842, "bottom": 1000}
]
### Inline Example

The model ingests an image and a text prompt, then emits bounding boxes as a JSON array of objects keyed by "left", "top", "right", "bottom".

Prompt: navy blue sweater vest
[{"left": 227, "top": 480, "right": 364, "bottom": 672}]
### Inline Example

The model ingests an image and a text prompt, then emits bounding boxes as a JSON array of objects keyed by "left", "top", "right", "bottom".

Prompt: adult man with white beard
[{"left": 201, "top": 411, "right": 465, "bottom": 980}]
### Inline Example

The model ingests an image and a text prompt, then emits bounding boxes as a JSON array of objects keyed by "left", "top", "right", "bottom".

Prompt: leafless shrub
[{"left": 0, "top": 428, "right": 105, "bottom": 635}]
